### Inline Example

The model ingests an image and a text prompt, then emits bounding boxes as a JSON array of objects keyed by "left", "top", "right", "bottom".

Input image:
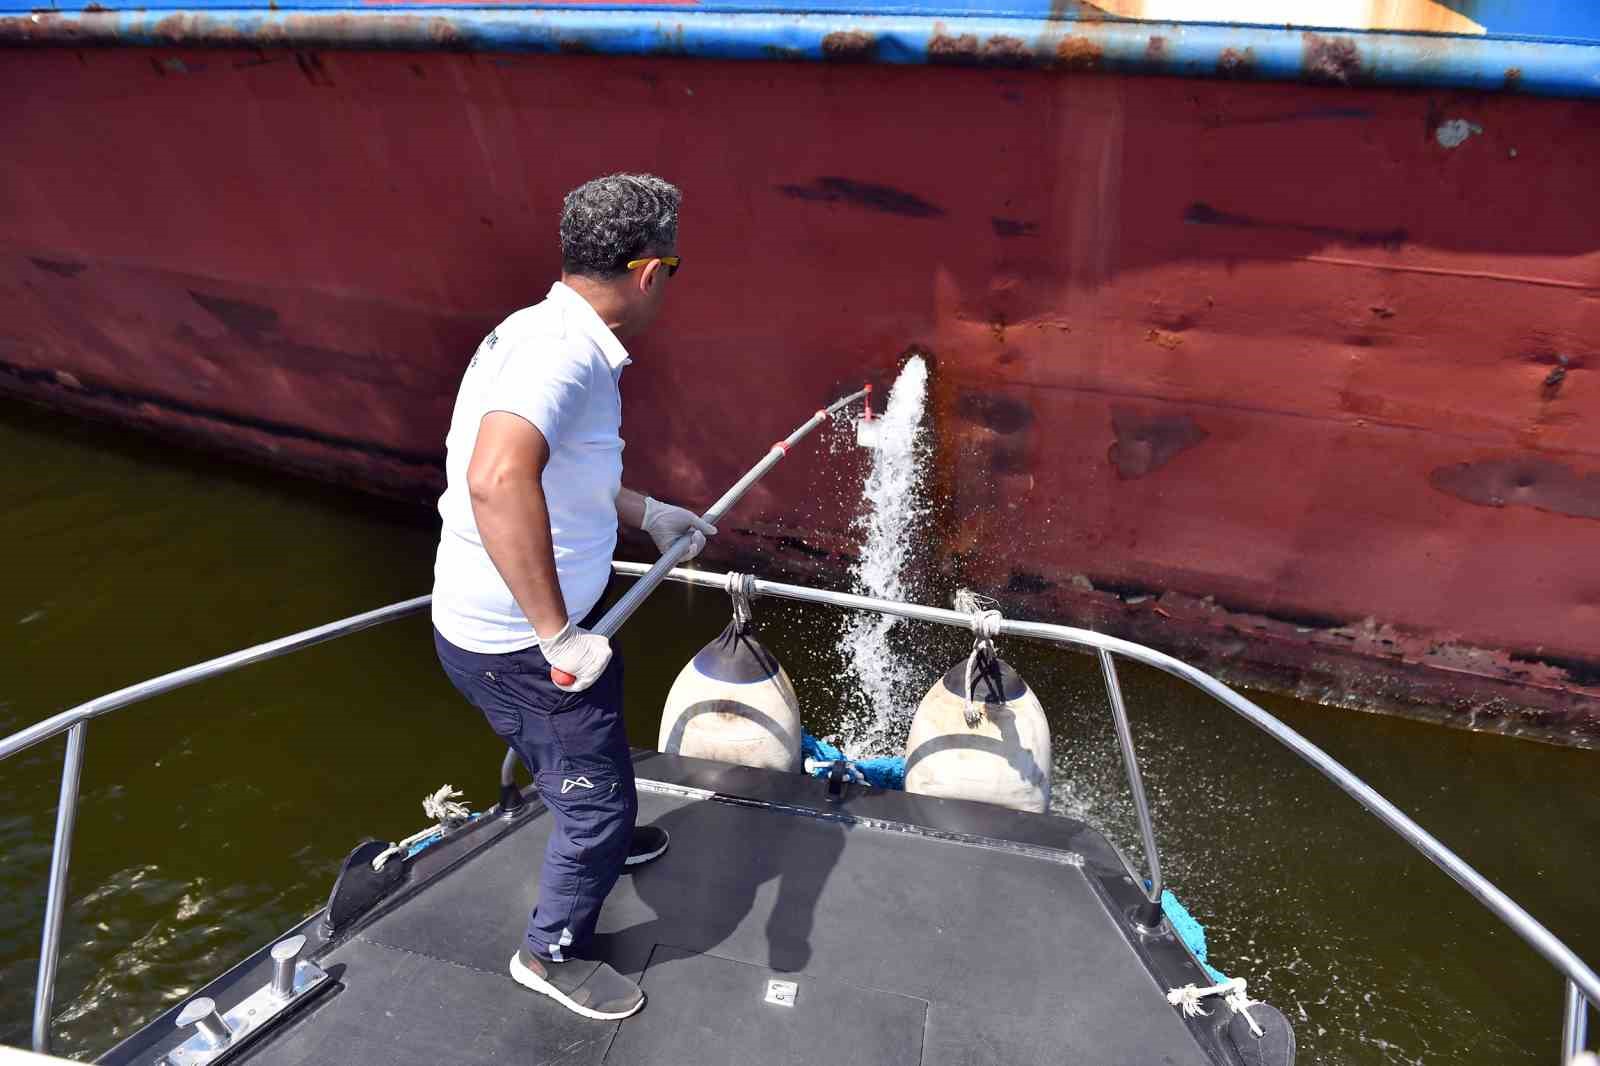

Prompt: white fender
[
  {"left": 903, "top": 653, "right": 1052, "bottom": 813},
  {"left": 658, "top": 623, "right": 802, "bottom": 772}
]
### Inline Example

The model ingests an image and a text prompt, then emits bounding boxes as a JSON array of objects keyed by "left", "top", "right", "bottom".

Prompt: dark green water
[{"left": 1, "top": 398, "right": 1595, "bottom": 1064}]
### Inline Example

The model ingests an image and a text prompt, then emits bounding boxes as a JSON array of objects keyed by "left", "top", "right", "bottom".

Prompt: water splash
[{"left": 836, "top": 355, "right": 931, "bottom": 753}]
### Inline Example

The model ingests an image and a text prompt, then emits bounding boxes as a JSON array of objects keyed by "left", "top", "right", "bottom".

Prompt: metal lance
[{"left": 503, "top": 385, "right": 871, "bottom": 790}]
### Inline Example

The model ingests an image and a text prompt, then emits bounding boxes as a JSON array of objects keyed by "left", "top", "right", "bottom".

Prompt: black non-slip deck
[{"left": 114, "top": 754, "right": 1218, "bottom": 1066}]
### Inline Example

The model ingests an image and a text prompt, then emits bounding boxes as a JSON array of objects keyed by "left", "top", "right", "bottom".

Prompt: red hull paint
[{"left": 2, "top": 48, "right": 1597, "bottom": 743}]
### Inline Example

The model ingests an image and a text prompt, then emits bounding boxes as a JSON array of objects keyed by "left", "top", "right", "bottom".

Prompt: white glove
[
  {"left": 538, "top": 621, "right": 613, "bottom": 693},
  {"left": 641, "top": 497, "right": 718, "bottom": 560}
]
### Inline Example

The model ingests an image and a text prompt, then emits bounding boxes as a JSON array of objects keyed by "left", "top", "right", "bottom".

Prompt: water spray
[{"left": 838, "top": 355, "right": 931, "bottom": 751}]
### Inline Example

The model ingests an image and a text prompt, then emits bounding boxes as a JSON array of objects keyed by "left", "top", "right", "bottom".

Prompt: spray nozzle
[{"left": 856, "top": 383, "right": 883, "bottom": 449}]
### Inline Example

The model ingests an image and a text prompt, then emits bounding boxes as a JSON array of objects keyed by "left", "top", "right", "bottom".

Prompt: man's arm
[
  {"left": 617, "top": 486, "right": 718, "bottom": 558},
  {"left": 616, "top": 487, "right": 649, "bottom": 531},
  {"left": 467, "top": 412, "right": 568, "bottom": 638}
]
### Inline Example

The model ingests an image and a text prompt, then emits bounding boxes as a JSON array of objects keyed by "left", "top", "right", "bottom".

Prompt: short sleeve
[{"left": 487, "top": 336, "right": 589, "bottom": 451}]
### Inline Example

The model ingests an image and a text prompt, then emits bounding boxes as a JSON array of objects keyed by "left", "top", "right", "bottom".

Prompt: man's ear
[{"left": 638, "top": 259, "right": 660, "bottom": 292}]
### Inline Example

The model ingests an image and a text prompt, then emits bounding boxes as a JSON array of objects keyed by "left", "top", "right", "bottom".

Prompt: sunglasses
[{"left": 625, "top": 256, "right": 681, "bottom": 278}]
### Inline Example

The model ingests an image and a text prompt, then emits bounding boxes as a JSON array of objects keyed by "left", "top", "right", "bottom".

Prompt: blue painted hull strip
[{"left": 3, "top": 8, "right": 1598, "bottom": 98}]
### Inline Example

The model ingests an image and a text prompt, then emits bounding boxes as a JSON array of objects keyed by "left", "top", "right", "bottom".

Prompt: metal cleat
[{"left": 163, "top": 936, "right": 328, "bottom": 1065}]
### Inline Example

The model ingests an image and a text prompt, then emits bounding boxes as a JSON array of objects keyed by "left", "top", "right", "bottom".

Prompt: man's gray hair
[{"left": 560, "top": 173, "right": 681, "bottom": 278}]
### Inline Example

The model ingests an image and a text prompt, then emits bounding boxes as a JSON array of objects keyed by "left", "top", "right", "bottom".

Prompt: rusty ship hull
[{"left": 2, "top": 6, "right": 1598, "bottom": 743}]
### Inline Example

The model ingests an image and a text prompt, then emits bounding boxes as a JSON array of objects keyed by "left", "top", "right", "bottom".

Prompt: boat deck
[{"left": 105, "top": 753, "right": 1221, "bottom": 1066}]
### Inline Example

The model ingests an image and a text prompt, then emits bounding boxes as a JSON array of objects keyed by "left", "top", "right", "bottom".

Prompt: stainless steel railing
[
  {"left": 1, "top": 595, "right": 431, "bottom": 1054},
  {"left": 3, "top": 566, "right": 1594, "bottom": 1060},
  {"left": 606, "top": 562, "right": 1600, "bottom": 1061},
  {"left": 10, "top": 387, "right": 875, "bottom": 1056}
]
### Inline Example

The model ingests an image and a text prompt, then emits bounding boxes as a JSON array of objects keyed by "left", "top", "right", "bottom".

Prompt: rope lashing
[
  {"left": 372, "top": 785, "right": 475, "bottom": 871},
  {"left": 1160, "top": 890, "right": 1265, "bottom": 1037},
  {"left": 725, "top": 571, "right": 757, "bottom": 634},
  {"left": 1166, "top": 978, "right": 1266, "bottom": 1038},
  {"left": 954, "top": 589, "right": 1004, "bottom": 728},
  {"left": 422, "top": 784, "right": 470, "bottom": 824},
  {"left": 1225, "top": 983, "right": 1266, "bottom": 1037}
]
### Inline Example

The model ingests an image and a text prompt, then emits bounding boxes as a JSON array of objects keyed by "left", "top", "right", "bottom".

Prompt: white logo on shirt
[{"left": 560, "top": 776, "right": 595, "bottom": 794}]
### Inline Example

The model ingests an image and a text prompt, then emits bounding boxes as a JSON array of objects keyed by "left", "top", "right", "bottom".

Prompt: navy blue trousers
[{"left": 434, "top": 626, "right": 636, "bottom": 962}]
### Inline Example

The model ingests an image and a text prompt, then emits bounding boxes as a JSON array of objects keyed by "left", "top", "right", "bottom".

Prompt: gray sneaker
[
  {"left": 509, "top": 948, "right": 644, "bottom": 1020},
  {"left": 625, "top": 825, "right": 670, "bottom": 868}
]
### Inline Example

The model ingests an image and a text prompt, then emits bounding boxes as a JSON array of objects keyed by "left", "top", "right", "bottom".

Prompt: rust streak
[
  {"left": 980, "top": 34, "right": 1030, "bottom": 67},
  {"left": 0, "top": 10, "right": 90, "bottom": 41},
  {"left": 927, "top": 29, "right": 978, "bottom": 64},
  {"left": 1217, "top": 46, "right": 1255, "bottom": 78},
  {"left": 23, "top": 9, "right": 491, "bottom": 48},
  {"left": 820, "top": 29, "right": 875, "bottom": 62},
  {"left": 1053, "top": 34, "right": 1102, "bottom": 71},
  {"left": 1302, "top": 32, "right": 1365, "bottom": 85},
  {"left": 927, "top": 29, "right": 1040, "bottom": 67}
]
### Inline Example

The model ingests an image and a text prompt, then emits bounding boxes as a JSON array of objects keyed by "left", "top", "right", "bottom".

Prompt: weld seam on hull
[
  {"left": 1301, "top": 255, "right": 1600, "bottom": 291},
  {"left": 943, "top": 372, "right": 1600, "bottom": 464}
]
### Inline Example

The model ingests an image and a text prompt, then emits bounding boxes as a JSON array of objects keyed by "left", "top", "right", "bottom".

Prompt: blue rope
[
  {"left": 802, "top": 732, "right": 906, "bottom": 791},
  {"left": 1158, "top": 888, "right": 1228, "bottom": 984},
  {"left": 402, "top": 812, "right": 485, "bottom": 861},
  {"left": 802, "top": 732, "right": 846, "bottom": 763}
]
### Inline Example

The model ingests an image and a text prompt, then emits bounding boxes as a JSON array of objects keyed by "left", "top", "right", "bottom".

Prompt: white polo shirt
[{"left": 431, "top": 282, "right": 630, "bottom": 653}]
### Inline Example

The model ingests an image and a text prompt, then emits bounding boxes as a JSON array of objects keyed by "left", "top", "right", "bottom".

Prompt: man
[{"left": 431, "top": 173, "right": 714, "bottom": 1021}]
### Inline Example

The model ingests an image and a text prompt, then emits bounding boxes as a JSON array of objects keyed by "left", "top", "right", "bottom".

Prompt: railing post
[
  {"left": 1561, "top": 978, "right": 1590, "bottom": 1063},
  {"left": 1097, "top": 649, "right": 1165, "bottom": 930},
  {"left": 32, "top": 720, "right": 88, "bottom": 1055},
  {"left": 498, "top": 748, "right": 526, "bottom": 815}
]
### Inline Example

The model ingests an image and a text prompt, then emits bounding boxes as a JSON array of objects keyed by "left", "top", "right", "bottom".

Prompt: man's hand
[
  {"left": 539, "top": 621, "right": 613, "bottom": 692},
  {"left": 641, "top": 497, "right": 718, "bottom": 560}
]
